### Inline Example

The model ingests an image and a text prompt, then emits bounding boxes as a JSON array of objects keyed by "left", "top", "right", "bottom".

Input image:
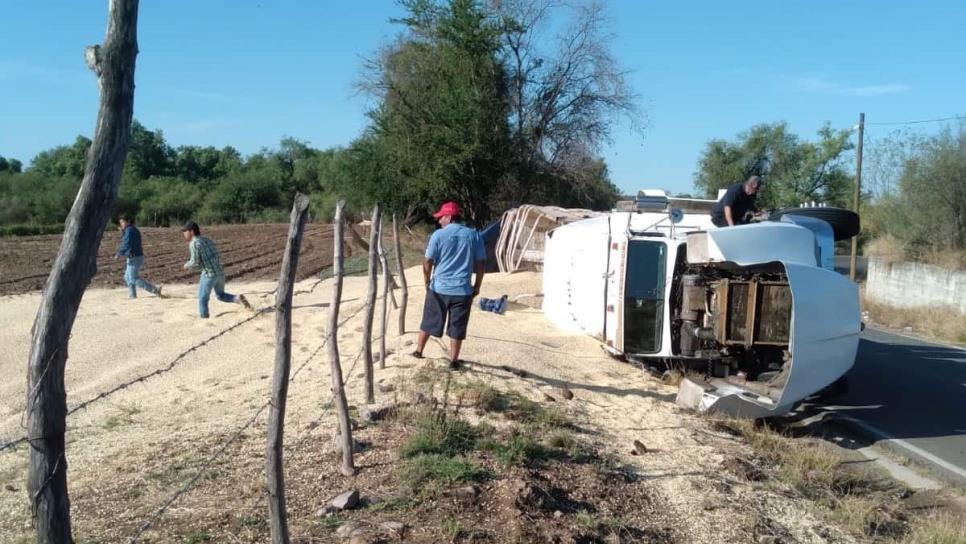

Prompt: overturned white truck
[{"left": 542, "top": 192, "right": 861, "bottom": 418}]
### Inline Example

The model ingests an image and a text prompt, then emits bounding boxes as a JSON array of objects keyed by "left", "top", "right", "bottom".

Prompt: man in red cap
[{"left": 413, "top": 201, "right": 486, "bottom": 367}]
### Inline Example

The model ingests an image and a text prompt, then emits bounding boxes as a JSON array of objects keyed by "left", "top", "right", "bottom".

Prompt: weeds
[
  {"left": 399, "top": 453, "right": 486, "bottom": 492},
  {"left": 316, "top": 515, "right": 342, "bottom": 532},
  {"left": 827, "top": 495, "right": 906, "bottom": 541},
  {"left": 183, "top": 530, "right": 211, "bottom": 544},
  {"left": 456, "top": 381, "right": 504, "bottom": 410},
  {"left": 102, "top": 402, "right": 142, "bottom": 430},
  {"left": 546, "top": 430, "right": 592, "bottom": 461},
  {"left": 398, "top": 409, "right": 480, "bottom": 458},
  {"left": 906, "top": 514, "right": 966, "bottom": 544},
  {"left": 484, "top": 431, "right": 550, "bottom": 467},
  {"left": 237, "top": 515, "right": 265, "bottom": 529},
  {"left": 472, "top": 388, "right": 570, "bottom": 429},
  {"left": 147, "top": 459, "right": 191, "bottom": 487},
  {"left": 441, "top": 517, "right": 465, "bottom": 541},
  {"left": 716, "top": 416, "right": 915, "bottom": 540},
  {"left": 367, "top": 496, "right": 416, "bottom": 512},
  {"left": 862, "top": 295, "right": 966, "bottom": 345},
  {"left": 575, "top": 509, "right": 599, "bottom": 531}
]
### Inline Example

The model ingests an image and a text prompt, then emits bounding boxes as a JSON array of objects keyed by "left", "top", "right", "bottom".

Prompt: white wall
[{"left": 865, "top": 258, "right": 966, "bottom": 314}]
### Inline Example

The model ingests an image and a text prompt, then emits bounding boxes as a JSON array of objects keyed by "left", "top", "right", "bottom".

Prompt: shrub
[
  {"left": 484, "top": 431, "right": 550, "bottom": 467},
  {"left": 398, "top": 453, "right": 486, "bottom": 492},
  {"left": 200, "top": 172, "right": 281, "bottom": 223},
  {"left": 398, "top": 411, "right": 480, "bottom": 458}
]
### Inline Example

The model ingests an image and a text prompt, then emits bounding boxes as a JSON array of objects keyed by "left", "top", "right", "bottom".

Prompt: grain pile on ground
[{"left": 0, "top": 267, "right": 935, "bottom": 542}]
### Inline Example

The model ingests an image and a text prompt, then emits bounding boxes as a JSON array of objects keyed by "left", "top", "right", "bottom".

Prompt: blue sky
[{"left": 1, "top": 1, "right": 963, "bottom": 196}]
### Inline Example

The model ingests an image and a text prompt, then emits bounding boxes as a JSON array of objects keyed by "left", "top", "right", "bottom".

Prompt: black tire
[{"left": 769, "top": 207, "right": 860, "bottom": 241}]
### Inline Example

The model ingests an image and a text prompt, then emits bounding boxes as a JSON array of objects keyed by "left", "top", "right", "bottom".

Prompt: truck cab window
[{"left": 624, "top": 241, "right": 666, "bottom": 354}]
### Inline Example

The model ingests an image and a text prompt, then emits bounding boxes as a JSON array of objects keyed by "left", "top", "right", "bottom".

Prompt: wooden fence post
[
  {"left": 328, "top": 200, "right": 356, "bottom": 476},
  {"left": 362, "top": 205, "right": 380, "bottom": 404},
  {"left": 266, "top": 193, "right": 310, "bottom": 544},
  {"left": 378, "top": 218, "right": 390, "bottom": 369},
  {"left": 25, "top": 1, "right": 139, "bottom": 541},
  {"left": 393, "top": 214, "right": 409, "bottom": 336}
]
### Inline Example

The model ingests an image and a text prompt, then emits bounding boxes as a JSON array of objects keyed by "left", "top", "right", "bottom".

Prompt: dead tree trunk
[
  {"left": 378, "top": 220, "right": 390, "bottom": 370},
  {"left": 362, "top": 205, "right": 381, "bottom": 404},
  {"left": 392, "top": 214, "right": 409, "bottom": 336},
  {"left": 327, "top": 200, "right": 356, "bottom": 476},
  {"left": 26, "top": 1, "right": 139, "bottom": 541},
  {"left": 266, "top": 193, "right": 310, "bottom": 544}
]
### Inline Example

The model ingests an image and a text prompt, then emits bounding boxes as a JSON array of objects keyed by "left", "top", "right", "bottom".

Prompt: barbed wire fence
[
  {"left": 3, "top": 215, "right": 411, "bottom": 543},
  {"left": 125, "top": 293, "right": 388, "bottom": 543},
  {"left": 0, "top": 248, "right": 400, "bottom": 454}
]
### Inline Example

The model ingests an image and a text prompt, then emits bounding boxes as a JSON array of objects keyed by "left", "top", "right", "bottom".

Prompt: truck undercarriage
[{"left": 656, "top": 250, "right": 794, "bottom": 403}]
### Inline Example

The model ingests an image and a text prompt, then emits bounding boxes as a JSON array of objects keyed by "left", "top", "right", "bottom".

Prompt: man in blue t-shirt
[{"left": 412, "top": 201, "right": 486, "bottom": 367}]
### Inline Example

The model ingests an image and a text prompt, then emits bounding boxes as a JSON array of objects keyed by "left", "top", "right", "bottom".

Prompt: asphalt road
[{"left": 829, "top": 328, "right": 966, "bottom": 484}]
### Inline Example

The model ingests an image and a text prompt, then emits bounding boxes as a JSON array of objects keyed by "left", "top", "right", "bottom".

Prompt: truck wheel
[{"left": 770, "top": 207, "right": 860, "bottom": 241}]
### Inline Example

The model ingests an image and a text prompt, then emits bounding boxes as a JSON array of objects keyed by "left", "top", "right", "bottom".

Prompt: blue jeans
[
  {"left": 198, "top": 274, "right": 237, "bottom": 318},
  {"left": 124, "top": 256, "right": 157, "bottom": 298}
]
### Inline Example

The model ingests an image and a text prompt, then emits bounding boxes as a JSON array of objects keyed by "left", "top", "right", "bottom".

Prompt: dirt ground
[
  {"left": 0, "top": 263, "right": 887, "bottom": 543},
  {"left": 0, "top": 224, "right": 341, "bottom": 296}
]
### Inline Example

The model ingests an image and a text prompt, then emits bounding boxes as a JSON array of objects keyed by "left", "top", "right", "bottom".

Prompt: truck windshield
[{"left": 624, "top": 240, "right": 666, "bottom": 354}]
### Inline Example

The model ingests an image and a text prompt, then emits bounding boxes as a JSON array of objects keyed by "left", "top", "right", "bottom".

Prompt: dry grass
[
  {"left": 866, "top": 236, "right": 966, "bottom": 270},
  {"left": 866, "top": 236, "right": 907, "bottom": 265},
  {"left": 714, "top": 417, "right": 913, "bottom": 541},
  {"left": 905, "top": 514, "right": 966, "bottom": 544},
  {"left": 862, "top": 294, "right": 966, "bottom": 345}
]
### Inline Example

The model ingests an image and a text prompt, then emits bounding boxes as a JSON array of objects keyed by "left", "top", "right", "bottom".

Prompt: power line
[{"left": 866, "top": 115, "right": 966, "bottom": 126}]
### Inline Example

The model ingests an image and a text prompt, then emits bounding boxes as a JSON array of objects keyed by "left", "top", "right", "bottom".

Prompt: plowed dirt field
[{"left": 0, "top": 224, "right": 340, "bottom": 296}]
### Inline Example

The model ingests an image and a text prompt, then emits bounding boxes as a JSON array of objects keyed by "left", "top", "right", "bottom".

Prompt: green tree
[
  {"left": 693, "top": 122, "right": 854, "bottom": 208},
  {"left": 29, "top": 136, "right": 92, "bottom": 179},
  {"left": 120, "top": 177, "right": 204, "bottom": 226},
  {"left": 201, "top": 170, "right": 282, "bottom": 222},
  {"left": 361, "top": 0, "right": 511, "bottom": 224},
  {"left": 895, "top": 127, "right": 966, "bottom": 253},
  {"left": 172, "top": 145, "right": 242, "bottom": 183},
  {"left": 125, "top": 120, "right": 175, "bottom": 180},
  {"left": 0, "top": 155, "right": 23, "bottom": 173}
]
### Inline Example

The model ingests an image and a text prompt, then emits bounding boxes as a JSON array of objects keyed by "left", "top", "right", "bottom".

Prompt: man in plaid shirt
[{"left": 181, "top": 221, "right": 252, "bottom": 318}]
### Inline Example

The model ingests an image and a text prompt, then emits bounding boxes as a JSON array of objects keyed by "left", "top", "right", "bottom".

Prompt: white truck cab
[{"left": 542, "top": 190, "right": 861, "bottom": 417}]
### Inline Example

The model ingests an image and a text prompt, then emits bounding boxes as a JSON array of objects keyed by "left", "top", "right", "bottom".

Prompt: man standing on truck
[
  {"left": 711, "top": 175, "right": 762, "bottom": 227},
  {"left": 115, "top": 215, "right": 164, "bottom": 299},
  {"left": 181, "top": 221, "right": 252, "bottom": 318},
  {"left": 412, "top": 201, "right": 486, "bottom": 368}
]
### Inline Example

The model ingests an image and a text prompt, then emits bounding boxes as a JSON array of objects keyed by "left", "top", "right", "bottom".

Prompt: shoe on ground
[
  {"left": 239, "top": 294, "right": 254, "bottom": 311},
  {"left": 156, "top": 286, "right": 167, "bottom": 299}
]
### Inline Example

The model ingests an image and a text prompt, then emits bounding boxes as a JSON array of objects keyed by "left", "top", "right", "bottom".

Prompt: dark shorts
[{"left": 420, "top": 290, "right": 473, "bottom": 340}]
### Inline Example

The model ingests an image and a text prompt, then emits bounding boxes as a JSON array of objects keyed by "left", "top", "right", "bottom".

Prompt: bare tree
[
  {"left": 377, "top": 218, "right": 390, "bottom": 369},
  {"left": 328, "top": 200, "right": 356, "bottom": 476},
  {"left": 362, "top": 205, "right": 381, "bottom": 404},
  {"left": 25, "top": 1, "right": 139, "bottom": 540},
  {"left": 496, "top": 0, "right": 642, "bottom": 169},
  {"left": 266, "top": 193, "right": 310, "bottom": 544},
  {"left": 392, "top": 214, "right": 409, "bottom": 336}
]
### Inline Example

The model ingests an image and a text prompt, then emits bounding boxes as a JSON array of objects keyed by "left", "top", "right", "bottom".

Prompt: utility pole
[{"left": 850, "top": 112, "right": 864, "bottom": 282}]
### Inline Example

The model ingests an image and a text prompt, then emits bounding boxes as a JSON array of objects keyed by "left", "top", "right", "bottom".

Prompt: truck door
[{"left": 622, "top": 240, "right": 667, "bottom": 355}]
